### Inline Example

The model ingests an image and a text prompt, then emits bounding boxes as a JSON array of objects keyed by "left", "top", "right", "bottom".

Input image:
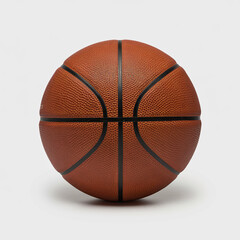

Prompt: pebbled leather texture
[
  {"left": 64, "top": 40, "right": 119, "bottom": 118},
  {"left": 39, "top": 40, "right": 201, "bottom": 201},
  {"left": 63, "top": 122, "right": 118, "bottom": 201},
  {"left": 138, "top": 67, "right": 201, "bottom": 117},
  {"left": 40, "top": 68, "right": 103, "bottom": 118},
  {"left": 123, "top": 122, "right": 177, "bottom": 201},
  {"left": 138, "top": 120, "right": 201, "bottom": 173},
  {"left": 39, "top": 121, "right": 103, "bottom": 173},
  {"left": 122, "top": 40, "right": 177, "bottom": 117}
]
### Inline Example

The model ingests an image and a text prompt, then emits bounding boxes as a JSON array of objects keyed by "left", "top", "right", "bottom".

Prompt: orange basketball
[{"left": 39, "top": 40, "right": 201, "bottom": 201}]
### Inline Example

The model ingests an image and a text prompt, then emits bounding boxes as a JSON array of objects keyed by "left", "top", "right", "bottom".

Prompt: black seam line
[
  {"left": 40, "top": 116, "right": 200, "bottom": 122},
  {"left": 118, "top": 41, "right": 123, "bottom": 118},
  {"left": 133, "top": 64, "right": 179, "bottom": 117},
  {"left": 61, "top": 64, "right": 107, "bottom": 118},
  {"left": 60, "top": 65, "right": 108, "bottom": 175},
  {"left": 61, "top": 122, "right": 107, "bottom": 175},
  {"left": 118, "top": 40, "right": 123, "bottom": 202},
  {"left": 133, "top": 122, "right": 179, "bottom": 175},
  {"left": 133, "top": 64, "right": 180, "bottom": 175}
]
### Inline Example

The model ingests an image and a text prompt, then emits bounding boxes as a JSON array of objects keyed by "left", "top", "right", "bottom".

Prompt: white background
[{"left": 0, "top": 0, "right": 239, "bottom": 239}]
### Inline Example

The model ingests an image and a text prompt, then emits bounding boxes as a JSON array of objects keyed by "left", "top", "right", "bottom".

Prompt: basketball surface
[{"left": 39, "top": 40, "right": 201, "bottom": 202}]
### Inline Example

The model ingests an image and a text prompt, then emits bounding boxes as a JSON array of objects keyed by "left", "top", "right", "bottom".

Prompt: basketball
[{"left": 39, "top": 40, "right": 201, "bottom": 201}]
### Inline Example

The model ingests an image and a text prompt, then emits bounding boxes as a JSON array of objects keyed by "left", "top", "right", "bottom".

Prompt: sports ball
[{"left": 39, "top": 40, "right": 201, "bottom": 201}]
